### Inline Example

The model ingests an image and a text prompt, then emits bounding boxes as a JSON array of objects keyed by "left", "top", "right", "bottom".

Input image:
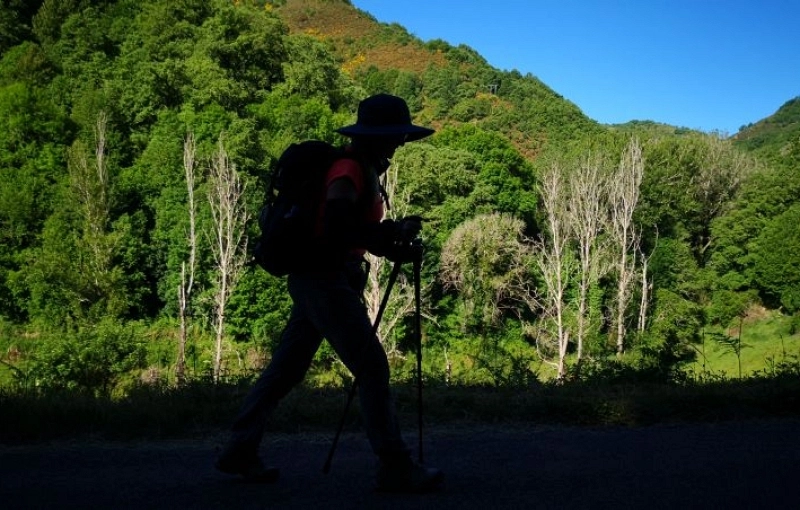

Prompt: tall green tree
[
  {"left": 750, "top": 204, "right": 800, "bottom": 313},
  {"left": 0, "top": 78, "right": 72, "bottom": 321},
  {"left": 0, "top": 0, "right": 45, "bottom": 53}
]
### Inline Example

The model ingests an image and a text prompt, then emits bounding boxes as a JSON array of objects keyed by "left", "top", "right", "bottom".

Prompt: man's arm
[{"left": 322, "top": 177, "right": 398, "bottom": 257}]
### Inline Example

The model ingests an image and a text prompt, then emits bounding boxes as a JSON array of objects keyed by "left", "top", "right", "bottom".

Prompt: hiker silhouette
[{"left": 216, "top": 94, "right": 444, "bottom": 492}]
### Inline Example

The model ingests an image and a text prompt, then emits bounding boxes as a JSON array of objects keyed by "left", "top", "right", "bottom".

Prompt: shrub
[{"left": 28, "top": 320, "right": 147, "bottom": 396}]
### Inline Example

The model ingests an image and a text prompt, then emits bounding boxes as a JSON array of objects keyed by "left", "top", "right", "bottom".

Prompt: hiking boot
[
  {"left": 376, "top": 457, "right": 444, "bottom": 493},
  {"left": 215, "top": 447, "right": 279, "bottom": 483}
]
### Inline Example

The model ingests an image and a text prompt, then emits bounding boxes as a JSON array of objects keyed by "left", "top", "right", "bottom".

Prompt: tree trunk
[
  {"left": 610, "top": 138, "right": 643, "bottom": 356},
  {"left": 176, "top": 134, "right": 197, "bottom": 385},
  {"left": 207, "top": 134, "right": 249, "bottom": 382},
  {"left": 566, "top": 153, "right": 611, "bottom": 368},
  {"left": 535, "top": 162, "right": 574, "bottom": 380},
  {"left": 638, "top": 251, "right": 651, "bottom": 335},
  {"left": 67, "top": 111, "right": 118, "bottom": 312}
]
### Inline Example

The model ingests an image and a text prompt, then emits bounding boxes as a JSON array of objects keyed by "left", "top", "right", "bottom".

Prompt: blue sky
[{"left": 350, "top": 0, "right": 800, "bottom": 135}]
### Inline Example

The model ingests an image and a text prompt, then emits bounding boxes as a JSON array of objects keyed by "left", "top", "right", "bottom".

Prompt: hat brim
[{"left": 336, "top": 123, "right": 434, "bottom": 142}]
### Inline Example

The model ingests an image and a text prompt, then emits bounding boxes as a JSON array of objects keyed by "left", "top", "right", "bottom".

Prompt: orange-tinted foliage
[{"left": 276, "top": 0, "right": 447, "bottom": 75}]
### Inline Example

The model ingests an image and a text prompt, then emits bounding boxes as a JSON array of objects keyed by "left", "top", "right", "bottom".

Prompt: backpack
[{"left": 252, "top": 140, "right": 344, "bottom": 276}]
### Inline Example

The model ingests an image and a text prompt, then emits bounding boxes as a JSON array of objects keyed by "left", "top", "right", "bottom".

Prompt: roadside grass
[
  {"left": 2, "top": 370, "right": 799, "bottom": 444},
  {"left": 2, "top": 312, "right": 798, "bottom": 444},
  {"left": 688, "top": 311, "right": 799, "bottom": 377}
]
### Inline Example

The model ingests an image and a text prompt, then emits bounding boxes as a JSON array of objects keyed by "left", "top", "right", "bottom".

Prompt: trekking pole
[
  {"left": 411, "top": 241, "right": 424, "bottom": 463},
  {"left": 323, "top": 259, "right": 404, "bottom": 474}
]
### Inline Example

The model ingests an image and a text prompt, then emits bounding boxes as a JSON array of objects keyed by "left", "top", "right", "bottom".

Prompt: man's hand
[
  {"left": 364, "top": 217, "right": 424, "bottom": 261},
  {"left": 396, "top": 215, "right": 423, "bottom": 242},
  {"left": 386, "top": 217, "right": 424, "bottom": 262},
  {"left": 386, "top": 239, "right": 423, "bottom": 263}
]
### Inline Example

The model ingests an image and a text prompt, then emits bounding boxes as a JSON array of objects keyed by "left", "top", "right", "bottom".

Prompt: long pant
[{"left": 228, "top": 259, "right": 409, "bottom": 460}]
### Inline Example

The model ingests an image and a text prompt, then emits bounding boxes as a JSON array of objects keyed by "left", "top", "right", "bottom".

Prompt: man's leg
[
  {"left": 294, "top": 268, "right": 443, "bottom": 491},
  {"left": 292, "top": 269, "right": 407, "bottom": 458},
  {"left": 217, "top": 300, "right": 323, "bottom": 478}
]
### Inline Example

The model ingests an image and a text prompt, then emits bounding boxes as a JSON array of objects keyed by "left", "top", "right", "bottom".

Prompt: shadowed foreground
[{"left": 1, "top": 420, "right": 798, "bottom": 509}]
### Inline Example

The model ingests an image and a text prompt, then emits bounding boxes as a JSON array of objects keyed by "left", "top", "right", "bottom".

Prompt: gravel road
[{"left": 2, "top": 419, "right": 799, "bottom": 509}]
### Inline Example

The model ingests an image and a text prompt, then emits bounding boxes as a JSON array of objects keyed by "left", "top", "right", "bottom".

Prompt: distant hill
[
  {"left": 274, "top": 0, "right": 604, "bottom": 158},
  {"left": 733, "top": 96, "right": 800, "bottom": 159},
  {"left": 607, "top": 120, "right": 700, "bottom": 137},
  {"left": 276, "top": 0, "right": 448, "bottom": 74},
  {"left": 274, "top": 0, "right": 799, "bottom": 160}
]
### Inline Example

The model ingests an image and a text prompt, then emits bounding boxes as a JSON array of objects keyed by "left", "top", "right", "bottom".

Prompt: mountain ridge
[
  {"left": 733, "top": 96, "right": 800, "bottom": 156},
  {"left": 273, "top": 0, "right": 603, "bottom": 158},
  {"left": 274, "top": 0, "right": 798, "bottom": 149}
]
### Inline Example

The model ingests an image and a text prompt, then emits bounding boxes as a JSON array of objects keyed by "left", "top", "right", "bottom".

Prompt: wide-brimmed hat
[{"left": 336, "top": 94, "right": 434, "bottom": 142}]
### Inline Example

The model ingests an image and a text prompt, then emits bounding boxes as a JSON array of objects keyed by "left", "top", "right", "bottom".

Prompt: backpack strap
[{"left": 378, "top": 180, "right": 391, "bottom": 212}]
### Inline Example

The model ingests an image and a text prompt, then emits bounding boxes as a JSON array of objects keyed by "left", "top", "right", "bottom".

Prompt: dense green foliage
[{"left": 0, "top": 0, "right": 797, "bottom": 400}]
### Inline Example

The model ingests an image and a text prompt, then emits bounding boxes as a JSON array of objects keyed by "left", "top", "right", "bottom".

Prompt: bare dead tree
[
  {"left": 176, "top": 133, "right": 198, "bottom": 385},
  {"left": 534, "top": 162, "right": 575, "bottom": 379},
  {"left": 609, "top": 138, "right": 644, "bottom": 355},
  {"left": 504, "top": 238, "right": 556, "bottom": 374},
  {"left": 66, "top": 111, "right": 129, "bottom": 318},
  {"left": 566, "top": 153, "right": 612, "bottom": 366},
  {"left": 69, "top": 112, "right": 111, "bottom": 286},
  {"left": 638, "top": 247, "right": 652, "bottom": 335},
  {"left": 207, "top": 134, "right": 250, "bottom": 382},
  {"left": 636, "top": 227, "right": 658, "bottom": 336}
]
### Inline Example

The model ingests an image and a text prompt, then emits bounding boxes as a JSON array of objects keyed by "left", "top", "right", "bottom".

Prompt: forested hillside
[
  {"left": 0, "top": 0, "right": 798, "bottom": 396},
  {"left": 734, "top": 96, "right": 800, "bottom": 158}
]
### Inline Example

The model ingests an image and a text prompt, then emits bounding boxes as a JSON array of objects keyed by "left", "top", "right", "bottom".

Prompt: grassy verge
[
  {"left": 2, "top": 374, "right": 799, "bottom": 444},
  {"left": 2, "top": 312, "right": 797, "bottom": 444},
  {"left": 688, "top": 310, "right": 798, "bottom": 377}
]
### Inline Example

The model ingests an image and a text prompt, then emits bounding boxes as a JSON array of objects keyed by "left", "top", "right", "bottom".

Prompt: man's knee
[{"left": 357, "top": 344, "right": 391, "bottom": 381}]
